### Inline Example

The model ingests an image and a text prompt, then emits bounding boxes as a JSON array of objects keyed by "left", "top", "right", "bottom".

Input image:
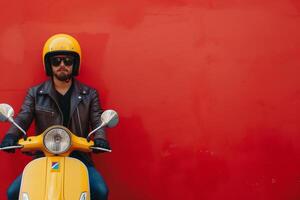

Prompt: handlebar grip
[
  {"left": 90, "top": 147, "right": 112, "bottom": 153},
  {"left": 0, "top": 145, "right": 23, "bottom": 151}
]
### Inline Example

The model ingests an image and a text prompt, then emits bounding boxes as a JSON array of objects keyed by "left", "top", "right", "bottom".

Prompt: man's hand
[
  {"left": 0, "top": 134, "right": 18, "bottom": 153},
  {"left": 93, "top": 138, "right": 111, "bottom": 153}
]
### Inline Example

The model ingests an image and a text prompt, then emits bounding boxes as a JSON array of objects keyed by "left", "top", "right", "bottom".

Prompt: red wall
[{"left": 1, "top": 1, "right": 300, "bottom": 199}]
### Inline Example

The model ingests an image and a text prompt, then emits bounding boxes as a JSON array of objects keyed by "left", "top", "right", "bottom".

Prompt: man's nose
[{"left": 59, "top": 60, "right": 66, "bottom": 67}]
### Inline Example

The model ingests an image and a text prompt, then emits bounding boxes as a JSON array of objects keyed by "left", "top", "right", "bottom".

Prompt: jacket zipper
[
  {"left": 50, "top": 97, "right": 64, "bottom": 125},
  {"left": 77, "top": 107, "right": 83, "bottom": 136},
  {"left": 39, "top": 109, "right": 54, "bottom": 116}
]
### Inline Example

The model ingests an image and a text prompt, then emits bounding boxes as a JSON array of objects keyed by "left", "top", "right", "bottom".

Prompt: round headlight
[{"left": 43, "top": 127, "right": 71, "bottom": 154}]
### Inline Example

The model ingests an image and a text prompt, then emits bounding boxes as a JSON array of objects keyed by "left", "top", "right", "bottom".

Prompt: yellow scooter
[{"left": 0, "top": 103, "right": 119, "bottom": 200}]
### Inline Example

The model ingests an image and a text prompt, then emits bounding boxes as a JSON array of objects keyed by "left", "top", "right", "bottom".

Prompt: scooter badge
[{"left": 51, "top": 162, "right": 59, "bottom": 171}]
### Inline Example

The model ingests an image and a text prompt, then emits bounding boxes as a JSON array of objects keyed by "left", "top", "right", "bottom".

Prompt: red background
[{"left": 1, "top": 0, "right": 300, "bottom": 199}]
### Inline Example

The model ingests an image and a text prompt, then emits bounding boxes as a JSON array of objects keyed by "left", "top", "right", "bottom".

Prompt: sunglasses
[{"left": 50, "top": 56, "right": 74, "bottom": 67}]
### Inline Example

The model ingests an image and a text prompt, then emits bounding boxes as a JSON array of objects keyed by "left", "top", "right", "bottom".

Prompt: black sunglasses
[{"left": 50, "top": 56, "right": 74, "bottom": 67}]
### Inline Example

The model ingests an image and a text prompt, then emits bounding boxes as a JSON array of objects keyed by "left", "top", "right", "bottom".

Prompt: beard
[{"left": 54, "top": 71, "right": 72, "bottom": 82}]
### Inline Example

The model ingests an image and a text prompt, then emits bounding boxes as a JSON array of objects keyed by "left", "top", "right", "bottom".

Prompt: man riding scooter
[{"left": 0, "top": 33, "right": 110, "bottom": 200}]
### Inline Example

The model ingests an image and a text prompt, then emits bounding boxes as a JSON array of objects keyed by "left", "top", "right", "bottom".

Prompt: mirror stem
[
  {"left": 8, "top": 117, "right": 27, "bottom": 139},
  {"left": 87, "top": 122, "right": 105, "bottom": 142}
]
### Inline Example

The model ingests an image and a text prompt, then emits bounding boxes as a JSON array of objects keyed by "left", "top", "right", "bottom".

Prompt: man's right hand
[{"left": 0, "top": 134, "right": 19, "bottom": 153}]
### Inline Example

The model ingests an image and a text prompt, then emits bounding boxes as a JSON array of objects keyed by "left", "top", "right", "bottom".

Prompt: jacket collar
[
  {"left": 38, "top": 78, "right": 89, "bottom": 119},
  {"left": 38, "top": 78, "right": 89, "bottom": 96}
]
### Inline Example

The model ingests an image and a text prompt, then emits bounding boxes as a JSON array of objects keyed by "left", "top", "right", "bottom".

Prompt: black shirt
[{"left": 55, "top": 83, "right": 74, "bottom": 127}]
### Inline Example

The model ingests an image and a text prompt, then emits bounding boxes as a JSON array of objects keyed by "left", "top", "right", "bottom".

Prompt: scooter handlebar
[
  {"left": 89, "top": 146, "right": 112, "bottom": 153},
  {"left": 0, "top": 145, "right": 23, "bottom": 151}
]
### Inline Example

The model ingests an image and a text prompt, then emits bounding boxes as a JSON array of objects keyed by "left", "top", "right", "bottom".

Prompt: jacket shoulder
[
  {"left": 74, "top": 79, "right": 99, "bottom": 94},
  {"left": 28, "top": 80, "right": 51, "bottom": 95}
]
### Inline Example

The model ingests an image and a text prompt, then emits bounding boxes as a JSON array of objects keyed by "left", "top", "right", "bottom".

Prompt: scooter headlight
[{"left": 43, "top": 127, "right": 71, "bottom": 154}]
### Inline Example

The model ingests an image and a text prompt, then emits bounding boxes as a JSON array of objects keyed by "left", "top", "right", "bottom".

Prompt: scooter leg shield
[
  {"left": 19, "top": 157, "right": 90, "bottom": 200},
  {"left": 19, "top": 157, "right": 48, "bottom": 199},
  {"left": 63, "top": 157, "right": 90, "bottom": 200}
]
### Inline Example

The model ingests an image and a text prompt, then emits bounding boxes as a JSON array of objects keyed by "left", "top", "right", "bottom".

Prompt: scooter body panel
[
  {"left": 19, "top": 157, "right": 90, "bottom": 200},
  {"left": 19, "top": 157, "right": 47, "bottom": 199},
  {"left": 64, "top": 157, "right": 90, "bottom": 200}
]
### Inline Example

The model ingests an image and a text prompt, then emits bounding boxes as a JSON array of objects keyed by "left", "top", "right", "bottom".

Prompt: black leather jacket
[{"left": 7, "top": 78, "right": 106, "bottom": 165}]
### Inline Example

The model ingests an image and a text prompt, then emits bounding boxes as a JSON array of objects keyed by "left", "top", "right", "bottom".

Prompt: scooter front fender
[{"left": 19, "top": 157, "right": 90, "bottom": 200}]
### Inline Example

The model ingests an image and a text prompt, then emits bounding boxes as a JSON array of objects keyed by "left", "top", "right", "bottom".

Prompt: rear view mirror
[
  {"left": 101, "top": 110, "right": 119, "bottom": 128},
  {"left": 87, "top": 109, "right": 119, "bottom": 141},
  {"left": 0, "top": 104, "right": 14, "bottom": 122},
  {"left": 0, "top": 103, "right": 27, "bottom": 137}
]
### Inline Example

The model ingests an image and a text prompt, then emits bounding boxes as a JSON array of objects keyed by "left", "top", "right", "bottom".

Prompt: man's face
[{"left": 50, "top": 55, "right": 74, "bottom": 81}]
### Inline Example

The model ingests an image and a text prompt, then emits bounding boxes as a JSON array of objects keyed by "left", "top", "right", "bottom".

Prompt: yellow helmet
[{"left": 43, "top": 34, "right": 81, "bottom": 76}]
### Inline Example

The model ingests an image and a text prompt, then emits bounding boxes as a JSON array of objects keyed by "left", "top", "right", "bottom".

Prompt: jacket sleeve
[
  {"left": 89, "top": 89, "right": 106, "bottom": 140},
  {"left": 6, "top": 88, "right": 35, "bottom": 138}
]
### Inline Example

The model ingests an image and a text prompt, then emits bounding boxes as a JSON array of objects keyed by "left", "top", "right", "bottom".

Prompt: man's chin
[{"left": 54, "top": 73, "right": 72, "bottom": 82}]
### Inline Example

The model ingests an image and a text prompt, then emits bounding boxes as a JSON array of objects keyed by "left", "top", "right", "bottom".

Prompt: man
[{"left": 0, "top": 33, "right": 110, "bottom": 200}]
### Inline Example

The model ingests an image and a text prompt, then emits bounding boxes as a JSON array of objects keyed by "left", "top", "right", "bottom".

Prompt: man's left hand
[{"left": 93, "top": 138, "right": 111, "bottom": 153}]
